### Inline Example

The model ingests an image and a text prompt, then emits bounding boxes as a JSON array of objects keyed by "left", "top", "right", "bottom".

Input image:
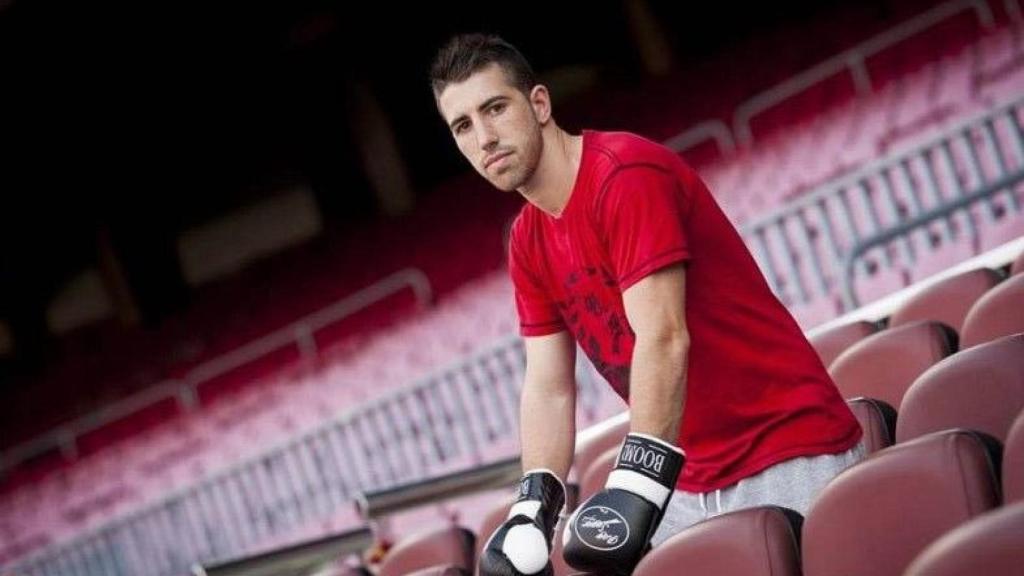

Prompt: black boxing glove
[
  {"left": 479, "top": 469, "right": 566, "bottom": 575},
  {"left": 562, "top": 433, "right": 685, "bottom": 575}
]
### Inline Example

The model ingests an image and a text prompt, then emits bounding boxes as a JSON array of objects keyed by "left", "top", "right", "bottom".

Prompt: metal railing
[
  {"left": 665, "top": 0, "right": 999, "bottom": 156},
  {"left": 739, "top": 96, "right": 1024, "bottom": 313},
  {"left": 664, "top": 119, "right": 736, "bottom": 156},
  {"left": 192, "top": 527, "right": 373, "bottom": 576},
  {"left": 5, "top": 2, "right": 1019, "bottom": 573},
  {"left": 841, "top": 167, "right": 1024, "bottom": 306},
  {"left": 732, "top": 0, "right": 995, "bottom": 147},
  {"left": 5, "top": 336, "right": 613, "bottom": 576},
  {"left": 0, "top": 267, "right": 433, "bottom": 474}
]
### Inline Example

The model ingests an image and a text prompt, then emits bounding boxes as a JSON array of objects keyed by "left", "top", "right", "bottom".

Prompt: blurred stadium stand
[{"left": 2, "top": 0, "right": 1023, "bottom": 574}]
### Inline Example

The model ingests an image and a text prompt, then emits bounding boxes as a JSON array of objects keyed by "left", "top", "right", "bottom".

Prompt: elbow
[{"left": 638, "top": 325, "right": 690, "bottom": 354}]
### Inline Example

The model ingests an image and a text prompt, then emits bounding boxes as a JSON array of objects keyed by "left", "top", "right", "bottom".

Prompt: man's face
[{"left": 437, "top": 64, "right": 544, "bottom": 192}]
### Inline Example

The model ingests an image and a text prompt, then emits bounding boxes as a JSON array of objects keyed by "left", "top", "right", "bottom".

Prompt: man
[{"left": 430, "top": 34, "right": 864, "bottom": 575}]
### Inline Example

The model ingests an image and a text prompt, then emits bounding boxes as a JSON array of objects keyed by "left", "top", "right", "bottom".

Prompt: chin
[{"left": 492, "top": 179, "right": 519, "bottom": 192}]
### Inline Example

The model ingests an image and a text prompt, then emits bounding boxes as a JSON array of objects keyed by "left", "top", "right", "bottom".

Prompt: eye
[
  {"left": 453, "top": 121, "right": 469, "bottom": 135},
  {"left": 489, "top": 102, "right": 506, "bottom": 115}
]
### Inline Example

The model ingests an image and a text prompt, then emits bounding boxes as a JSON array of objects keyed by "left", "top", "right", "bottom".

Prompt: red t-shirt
[{"left": 508, "top": 130, "right": 861, "bottom": 492}]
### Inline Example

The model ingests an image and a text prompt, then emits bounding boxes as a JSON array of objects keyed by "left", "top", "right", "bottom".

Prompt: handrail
[
  {"left": 731, "top": 0, "right": 994, "bottom": 147},
  {"left": 0, "top": 267, "right": 433, "bottom": 475},
  {"left": 738, "top": 95, "right": 1024, "bottom": 235},
  {"left": 840, "top": 170, "right": 1024, "bottom": 307},
  {"left": 663, "top": 119, "right": 735, "bottom": 156},
  {"left": 808, "top": 236, "right": 1024, "bottom": 338},
  {"left": 192, "top": 527, "right": 373, "bottom": 576},
  {"left": 356, "top": 456, "right": 522, "bottom": 520}
]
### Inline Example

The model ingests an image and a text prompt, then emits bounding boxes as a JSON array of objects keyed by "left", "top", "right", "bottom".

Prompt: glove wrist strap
[
  {"left": 606, "top": 433, "right": 685, "bottom": 509},
  {"left": 509, "top": 469, "right": 566, "bottom": 533}
]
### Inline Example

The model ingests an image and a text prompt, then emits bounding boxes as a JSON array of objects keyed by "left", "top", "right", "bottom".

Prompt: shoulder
[
  {"left": 586, "top": 130, "right": 684, "bottom": 174},
  {"left": 508, "top": 203, "right": 541, "bottom": 258}
]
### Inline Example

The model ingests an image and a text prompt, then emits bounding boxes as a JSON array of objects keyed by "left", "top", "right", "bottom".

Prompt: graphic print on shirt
[{"left": 559, "top": 264, "right": 633, "bottom": 398}]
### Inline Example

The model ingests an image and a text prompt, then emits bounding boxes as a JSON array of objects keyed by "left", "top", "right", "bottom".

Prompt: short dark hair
[{"left": 430, "top": 34, "right": 537, "bottom": 99}]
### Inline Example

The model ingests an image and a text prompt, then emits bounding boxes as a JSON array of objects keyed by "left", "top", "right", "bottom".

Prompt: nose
[{"left": 475, "top": 121, "right": 499, "bottom": 153}]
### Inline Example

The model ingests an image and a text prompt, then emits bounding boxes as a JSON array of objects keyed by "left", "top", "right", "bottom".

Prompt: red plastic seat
[
  {"left": 1011, "top": 248, "right": 1024, "bottom": 276},
  {"left": 407, "top": 566, "right": 471, "bottom": 576},
  {"left": 808, "top": 321, "right": 879, "bottom": 369},
  {"left": 378, "top": 525, "right": 475, "bottom": 576},
  {"left": 634, "top": 506, "right": 802, "bottom": 576},
  {"left": 896, "top": 334, "right": 1024, "bottom": 443},
  {"left": 889, "top": 268, "right": 1002, "bottom": 332},
  {"left": 572, "top": 415, "right": 628, "bottom": 483},
  {"left": 577, "top": 447, "right": 618, "bottom": 503},
  {"left": 802, "top": 430, "right": 1001, "bottom": 576},
  {"left": 1004, "top": 410, "right": 1024, "bottom": 505},
  {"left": 846, "top": 397, "right": 897, "bottom": 454},
  {"left": 828, "top": 321, "right": 957, "bottom": 408},
  {"left": 960, "top": 273, "right": 1024, "bottom": 349},
  {"left": 903, "top": 502, "right": 1024, "bottom": 576}
]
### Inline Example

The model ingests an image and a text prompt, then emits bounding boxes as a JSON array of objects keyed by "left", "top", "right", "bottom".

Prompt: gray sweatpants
[{"left": 649, "top": 441, "right": 867, "bottom": 548}]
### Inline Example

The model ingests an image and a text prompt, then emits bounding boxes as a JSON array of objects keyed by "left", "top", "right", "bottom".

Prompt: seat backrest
[
  {"left": 903, "top": 502, "right": 1024, "bottom": 576},
  {"left": 1010, "top": 248, "right": 1024, "bottom": 276},
  {"left": 896, "top": 334, "right": 1024, "bottom": 443},
  {"left": 808, "top": 321, "right": 879, "bottom": 369},
  {"left": 378, "top": 525, "right": 475, "bottom": 576},
  {"left": 1005, "top": 410, "right": 1024, "bottom": 504},
  {"left": 578, "top": 446, "right": 618, "bottom": 503},
  {"left": 475, "top": 497, "right": 513, "bottom": 566},
  {"left": 572, "top": 416, "right": 629, "bottom": 482},
  {"left": 633, "top": 506, "right": 802, "bottom": 576},
  {"left": 847, "top": 397, "right": 897, "bottom": 454},
  {"left": 407, "top": 566, "right": 471, "bottom": 576},
  {"left": 802, "top": 430, "right": 1001, "bottom": 576},
  {"left": 829, "top": 321, "right": 957, "bottom": 408},
  {"left": 889, "top": 268, "right": 1002, "bottom": 332},
  {"left": 960, "top": 273, "right": 1024, "bottom": 349}
]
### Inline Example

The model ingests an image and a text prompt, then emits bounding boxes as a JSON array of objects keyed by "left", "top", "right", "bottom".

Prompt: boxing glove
[
  {"left": 479, "top": 469, "right": 566, "bottom": 576},
  {"left": 562, "top": 433, "right": 684, "bottom": 575}
]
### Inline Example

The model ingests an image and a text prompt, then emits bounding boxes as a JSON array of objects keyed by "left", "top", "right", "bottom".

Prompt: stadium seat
[
  {"left": 888, "top": 268, "right": 1002, "bottom": 332},
  {"left": 903, "top": 502, "right": 1024, "bottom": 576},
  {"left": 475, "top": 499, "right": 512, "bottom": 566},
  {"left": 828, "top": 321, "right": 957, "bottom": 408},
  {"left": 571, "top": 415, "right": 628, "bottom": 483},
  {"left": 333, "top": 565, "right": 374, "bottom": 576},
  {"left": 846, "top": 397, "right": 897, "bottom": 453},
  {"left": 802, "top": 430, "right": 1001, "bottom": 576},
  {"left": 896, "top": 334, "right": 1024, "bottom": 443},
  {"left": 377, "top": 525, "right": 475, "bottom": 576},
  {"left": 577, "top": 447, "right": 618, "bottom": 503},
  {"left": 960, "top": 273, "right": 1024, "bottom": 349},
  {"left": 1004, "top": 410, "right": 1024, "bottom": 504},
  {"left": 633, "top": 506, "right": 802, "bottom": 576},
  {"left": 406, "top": 566, "right": 471, "bottom": 576},
  {"left": 1011, "top": 248, "right": 1024, "bottom": 276},
  {"left": 808, "top": 320, "right": 879, "bottom": 369}
]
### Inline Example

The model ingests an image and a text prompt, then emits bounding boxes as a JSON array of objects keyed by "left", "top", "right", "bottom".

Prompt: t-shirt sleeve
[
  {"left": 508, "top": 219, "right": 566, "bottom": 337},
  {"left": 596, "top": 165, "right": 691, "bottom": 291}
]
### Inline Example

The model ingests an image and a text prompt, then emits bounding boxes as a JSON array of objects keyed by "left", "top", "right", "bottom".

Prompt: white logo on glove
[{"left": 572, "top": 506, "right": 631, "bottom": 551}]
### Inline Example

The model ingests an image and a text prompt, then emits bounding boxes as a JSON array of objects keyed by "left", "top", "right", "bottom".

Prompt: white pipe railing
[
  {"left": 0, "top": 268, "right": 432, "bottom": 475},
  {"left": 732, "top": 0, "right": 994, "bottom": 147},
  {"left": 662, "top": 0, "right": 997, "bottom": 155}
]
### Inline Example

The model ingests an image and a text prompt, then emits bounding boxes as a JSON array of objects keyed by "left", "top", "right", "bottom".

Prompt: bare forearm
[
  {"left": 519, "top": 377, "right": 576, "bottom": 481},
  {"left": 629, "top": 333, "right": 689, "bottom": 442}
]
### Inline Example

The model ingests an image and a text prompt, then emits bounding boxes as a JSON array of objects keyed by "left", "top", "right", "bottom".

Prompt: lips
[{"left": 484, "top": 151, "right": 513, "bottom": 169}]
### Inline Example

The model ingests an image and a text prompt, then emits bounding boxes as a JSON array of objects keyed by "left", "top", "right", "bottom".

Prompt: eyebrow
[{"left": 448, "top": 95, "right": 510, "bottom": 130}]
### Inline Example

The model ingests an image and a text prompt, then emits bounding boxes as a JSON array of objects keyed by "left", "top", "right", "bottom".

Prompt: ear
[{"left": 528, "top": 84, "right": 552, "bottom": 125}]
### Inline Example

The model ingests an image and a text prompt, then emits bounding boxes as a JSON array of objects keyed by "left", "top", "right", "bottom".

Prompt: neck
[{"left": 518, "top": 125, "right": 583, "bottom": 217}]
